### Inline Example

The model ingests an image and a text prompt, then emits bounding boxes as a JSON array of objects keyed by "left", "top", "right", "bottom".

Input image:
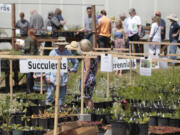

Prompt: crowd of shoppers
[{"left": 16, "top": 6, "right": 180, "bottom": 108}]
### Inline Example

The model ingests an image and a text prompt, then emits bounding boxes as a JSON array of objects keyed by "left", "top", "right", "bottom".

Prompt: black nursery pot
[
  {"left": 23, "top": 130, "right": 34, "bottom": 135},
  {"left": 12, "top": 130, "right": 23, "bottom": 135},
  {"left": 31, "top": 118, "right": 39, "bottom": 127},
  {"left": 149, "top": 116, "right": 158, "bottom": 126},
  {"left": 48, "top": 118, "right": 54, "bottom": 129},
  {"left": 111, "top": 121, "right": 128, "bottom": 135},
  {"left": 138, "top": 123, "right": 148, "bottom": 135},
  {"left": 128, "top": 123, "right": 139, "bottom": 135},
  {"left": 169, "top": 118, "right": 180, "bottom": 128},
  {"left": 2, "top": 130, "right": 12, "bottom": 135},
  {"left": 39, "top": 118, "right": 48, "bottom": 129},
  {"left": 157, "top": 117, "right": 169, "bottom": 126}
]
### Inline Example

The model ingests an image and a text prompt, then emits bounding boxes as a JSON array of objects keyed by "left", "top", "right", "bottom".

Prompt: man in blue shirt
[
  {"left": 167, "top": 14, "right": 180, "bottom": 63},
  {"left": 46, "top": 38, "right": 79, "bottom": 105}
]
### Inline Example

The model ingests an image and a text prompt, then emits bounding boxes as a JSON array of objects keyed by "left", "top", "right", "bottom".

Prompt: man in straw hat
[
  {"left": 167, "top": 14, "right": 180, "bottom": 64},
  {"left": 45, "top": 37, "right": 79, "bottom": 106}
]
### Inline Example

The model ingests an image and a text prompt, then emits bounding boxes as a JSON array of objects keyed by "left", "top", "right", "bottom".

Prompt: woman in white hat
[
  {"left": 167, "top": 14, "right": 180, "bottom": 63},
  {"left": 80, "top": 39, "right": 98, "bottom": 108}
]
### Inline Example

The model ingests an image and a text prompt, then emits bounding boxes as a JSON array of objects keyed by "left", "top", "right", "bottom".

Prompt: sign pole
[
  {"left": 40, "top": 49, "right": 44, "bottom": 94},
  {"left": 81, "top": 59, "right": 84, "bottom": 114},
  {"left": 53, "top": 58, "right": 61, "bottom": 135},
  {"left": 92, "top": 5, "right": 97, "bottom": 48},
  {"left": 10, "top": 59, "right": 13, "bottom": 102},
  {"left": 11, "top": 3, "right": 16, "bottom": 49},
  {"left": 106, "top": 72, "right": 110, "bottom": 98},
  {"left": 129, "top": 43, "right": 132, "bottom": 85}
]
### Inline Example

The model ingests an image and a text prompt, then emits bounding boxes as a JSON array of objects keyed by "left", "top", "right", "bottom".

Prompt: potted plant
[{"left": 111, "top": 101, "right": 129, "bottom": 135}]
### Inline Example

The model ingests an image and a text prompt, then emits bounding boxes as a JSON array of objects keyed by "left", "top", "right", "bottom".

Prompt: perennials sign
[
  {"left": 20, "top": 58, "right": 68, "bottom": 73},
  {"left": 113, "top": 58, "right": 136, "bottom": 71}
]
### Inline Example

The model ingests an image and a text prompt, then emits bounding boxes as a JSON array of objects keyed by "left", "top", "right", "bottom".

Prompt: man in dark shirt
[
  {"left": 16, "top": 12, "right": 29, "bottom": 37},
  {"left": 167, "top": 14, "right": 180, "bottom": 63}
]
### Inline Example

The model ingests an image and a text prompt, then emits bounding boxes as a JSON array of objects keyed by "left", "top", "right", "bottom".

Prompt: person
[
  {"left": 44, "top": 12, "right": 54, "bottom": 30},
  {"left": 97, "top": 10, "right": 111, "bottom": 48},
  {"left": 44, "top": 12, "right": 54, "bottom": 55},
  {"left": 30, "top": 10, "right": 44, "bottom": 36},
  {"left": 155, "top": 11, "right": 167, "bottom": 55},
  {"left": 33, "top": 72, "right": 47, "bottom": 92},
  {"left": 120, "top": 13, "right": 128, "bottom": 33},
  {"left": 126, "top": 8, "right": 142, "bottom": 53},
  {"left": 114, "top": 20, "right": 126, "bottom": 76},
  {"left": 155, "top": 12, "right": 166, "bottom": 40},
  {"left": 120, "top": 13, "right": 129, "bottom": 49},
  {"left": 54, "top": 8, "right": 65, "bottom": 30},
  {"left": 45, "top": 38, "right": 79, "bottom": 106},
  {"left": 16, "top": 12, "right": 29, "bottom": 37},
  {"left": 78, "top": 7, "right": 93, "bottom": 44},
  {"left": 167, "top": 14, "right": 180, "bottom": 63},
  {"left": 24, "top": 29, "right": 39, "bottom": 93},
  {"left": 80, "top": 39, "right": 98, "bottom": 108},
  {"left": 148, "top": 16, "right": 161, "bottom": 56}
]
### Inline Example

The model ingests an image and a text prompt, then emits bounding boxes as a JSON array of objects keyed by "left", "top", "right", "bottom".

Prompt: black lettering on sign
[
  {"left": 63, "top": 63, "right": 66, "bottom": 69},
  {"left": 28, "top": 61, "right": 32, "bottom": 69}
]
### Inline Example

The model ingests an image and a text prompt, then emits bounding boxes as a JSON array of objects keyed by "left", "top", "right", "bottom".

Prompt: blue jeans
[
  {"left": 84, "top": 33, "right": 93, "bottom": 45},
  {"left": 169, "top": 40, "right": 178, "bottom": 64},
  {"left": 46, "top": 84, "right": 67, "bottom": 105}
]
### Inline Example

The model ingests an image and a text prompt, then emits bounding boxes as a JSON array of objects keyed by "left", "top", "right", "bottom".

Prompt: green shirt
[{"left": 24, "top": 36, "right": 38, "bottom": 55}]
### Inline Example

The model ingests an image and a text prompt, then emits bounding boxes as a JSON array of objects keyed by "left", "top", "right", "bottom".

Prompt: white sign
[
  {"left": 100, "top": 54, "right": 113, "bottom": 72},
  {"left": 140, "top": 58, "right": 152, "bottom": 76},
  {"left": 0, "top": 4, "right": 11, "bottom": 13},
  {"left": 113, "top": 58, "right": 136, "bottom": 71},
  {"left": 16, "top": 29, "right": 21, "bottom": 37},
  {"left": 20, "top": 58, "right": 68, "bottom": 73},
  {"left": 16, "top": 39, "right": 25, "bottom": 47}
]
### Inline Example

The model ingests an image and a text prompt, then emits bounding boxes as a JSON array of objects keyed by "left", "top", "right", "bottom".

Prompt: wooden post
[
  {"left": 81, "top": 59, "right": 84, "bottom": 114},
  {"left": 40, "top": 49, "right": 44, "bottom": 94},
  {"left": 106, "top": 72, "right": 110, "bottom": 98},
  {"left": 9, "top": 59, "right": 13, "bottom": 102},
  {"left": 53, "top": 58, "right": 61, "bottom": 135},
  {"left": 129, "top": 43, "right": 132, "bottom": 85},
  {"left": 92, "top": 5, "right": 97, "bottom": 48},
  {"left": 11, "top": 3, "right": 16, "bottom": 49}
]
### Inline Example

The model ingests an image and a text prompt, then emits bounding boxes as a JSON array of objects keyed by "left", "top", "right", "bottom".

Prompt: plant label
[
  {"left": 140, "top": 57, "right": 152, "bottom": 76},
  {"left": 100, "top": 54, "right": 113, "bottom": 72}
]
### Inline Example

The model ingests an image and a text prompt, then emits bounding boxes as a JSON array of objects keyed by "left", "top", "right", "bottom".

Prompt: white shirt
[
  {"left": 149, "top": 22, "right": 161, "bottom": 42},
  {"left": 127, "top": 15, "right": 141, "bottom": 37}
]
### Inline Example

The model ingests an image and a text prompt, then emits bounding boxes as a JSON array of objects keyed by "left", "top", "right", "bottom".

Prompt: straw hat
[
  {"left": 80, "top": 39, "right": 93, "bottom": 52},
  {"left": 110, "top": 16, "right": 116, "bottom": 22},
  {"left": 167, "top": 14, "right": 179, "bottom": 22},
  {"left": 54, "top": 37, "right": 69, "bottom": 46},
  {"left": 65, "top": 41, "right": 79, "bottom": 50}
]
